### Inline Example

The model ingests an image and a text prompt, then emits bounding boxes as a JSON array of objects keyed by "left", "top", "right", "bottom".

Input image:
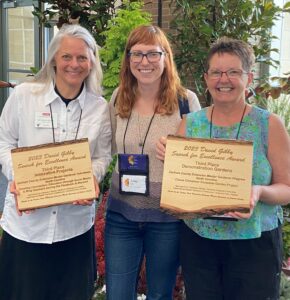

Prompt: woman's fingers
[{"left": 156, "top": 136, "right": 167, "bottom": 161}]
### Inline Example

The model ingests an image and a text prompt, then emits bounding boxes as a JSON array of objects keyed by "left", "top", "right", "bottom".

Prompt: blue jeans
[{"left": 104, "top": 210, "right": 180, "bottom": 300}]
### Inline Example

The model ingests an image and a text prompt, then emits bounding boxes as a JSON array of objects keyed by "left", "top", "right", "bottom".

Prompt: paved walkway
[{"left": 0, "top": 166, "right": 8, "bottom": 212}]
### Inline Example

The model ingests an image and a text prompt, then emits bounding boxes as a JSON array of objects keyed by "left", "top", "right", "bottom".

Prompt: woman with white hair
[{"left": 0, "top": 24, "right": 111, "bottom": 300}]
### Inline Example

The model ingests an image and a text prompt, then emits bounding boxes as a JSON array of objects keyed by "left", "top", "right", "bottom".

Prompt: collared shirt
[{"left": 0, "top": 82, "right": 112, "bottom": 243}]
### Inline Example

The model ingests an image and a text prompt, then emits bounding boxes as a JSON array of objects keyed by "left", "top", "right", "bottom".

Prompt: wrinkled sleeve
[
  {"left": 0, "top": 89, "right": 19, "bottom": 181},
  {"left": 109, "top": 88, "right": 119, "bottom": 155},
  {"left": 91, "top": 101, "right": 112, "bottom": 183}
]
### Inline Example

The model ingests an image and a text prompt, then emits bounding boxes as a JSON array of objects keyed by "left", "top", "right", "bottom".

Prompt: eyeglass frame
[
  {"left": 128, "top": 51, "right": 165, "bottom": 63},
  {"left": 206, "top": 69, "right": 249, "bottom": 79}
]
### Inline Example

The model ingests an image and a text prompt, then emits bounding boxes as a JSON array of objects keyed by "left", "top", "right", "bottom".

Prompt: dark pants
[
  {"left": 180, "top": 221, "right": 282, "bottom": 300},
  {"left": 0, "top": 228, "right": 95, "bottom": 300}
]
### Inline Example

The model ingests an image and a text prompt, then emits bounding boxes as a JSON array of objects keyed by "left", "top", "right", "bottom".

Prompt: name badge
[
  {"left": 118, "top": 154, "right": 149, "bottom": 195},
  {"left": 35, "top": 112, "right": 57, "bottom": 128}
]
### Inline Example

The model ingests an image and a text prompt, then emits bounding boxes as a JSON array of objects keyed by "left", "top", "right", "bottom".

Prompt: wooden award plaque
[
  {"left": 11, "top": 138, "right": 96, "bottom": 210},
  {"left": 160, "top": 135, "right": 253, "bottom": 218}
]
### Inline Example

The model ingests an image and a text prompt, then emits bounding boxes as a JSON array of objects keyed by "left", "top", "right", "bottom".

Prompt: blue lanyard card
[{"left": 118, "top": 154, "right": 149, "bottom": 195}]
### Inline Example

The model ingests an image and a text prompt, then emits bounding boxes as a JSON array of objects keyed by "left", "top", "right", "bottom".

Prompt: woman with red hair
[{"left": 105, "top": 25, "right": 200, "bottom": 300}]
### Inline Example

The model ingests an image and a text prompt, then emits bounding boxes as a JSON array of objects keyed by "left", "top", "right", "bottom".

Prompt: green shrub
[
  {"left": 280, "top": 272, "right": 290, "bottom": 299},
  {"left": 100, "top": 0, "right": 151, "bottom": 99},
  {"left": 169, "top": 0, "right": 290, "bottom": 104},
  {"left": 283, "top": 220, "right": 290, "bottom": 259},
  {"left": 266, "top": 94, "right": 290, "bottom": 134},
  {"left": 33, "top": 0, "right": 117, "bottom": 47}
]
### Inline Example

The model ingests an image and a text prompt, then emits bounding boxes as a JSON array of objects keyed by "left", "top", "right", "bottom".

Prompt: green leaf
[
  {"left": 169, "top": 0, "right": 286, "bottom": 104},
  {"left": 100, "top": 0, "right": 152, "bottom": 99},
  {"left": 283, "top": 2, "right": 290, "bottom": 9}
]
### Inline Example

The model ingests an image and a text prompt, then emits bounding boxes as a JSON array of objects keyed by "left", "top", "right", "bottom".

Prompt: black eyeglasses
[
  {"left": 128, "top": 51, "right": 165, "bottom": 63},
  {"left": 207, "top": 69, "right": 248, "bottom": 79}
]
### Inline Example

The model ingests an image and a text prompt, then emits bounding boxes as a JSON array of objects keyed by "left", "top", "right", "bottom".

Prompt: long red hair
[{"left": 116, "top": 25, "right": 186, "bottom": 118}]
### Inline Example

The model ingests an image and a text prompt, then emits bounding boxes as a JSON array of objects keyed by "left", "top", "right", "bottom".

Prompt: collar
[{"left": 43, "top": 82, "right": 87, "bottom": 110}]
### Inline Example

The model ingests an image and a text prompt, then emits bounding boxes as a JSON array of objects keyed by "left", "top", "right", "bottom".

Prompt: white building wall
[{"left": 271, "top": 0, "right": 290, "bottom": 77}]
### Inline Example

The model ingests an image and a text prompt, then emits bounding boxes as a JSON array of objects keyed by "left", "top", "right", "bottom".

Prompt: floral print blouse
[{"left": 184, "top": 106, "right": 282, "bottom": 240}]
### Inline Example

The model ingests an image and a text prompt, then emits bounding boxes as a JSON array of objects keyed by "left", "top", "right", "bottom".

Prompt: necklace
[
  {"left": 123, "top": 110, "right": 156, "bottom": 154},
  {"left": 209, "top": 103, "right": 247, "bottom": 140},
  {"left": 137, "top": 113, "right": 144, "bottom": 147}
]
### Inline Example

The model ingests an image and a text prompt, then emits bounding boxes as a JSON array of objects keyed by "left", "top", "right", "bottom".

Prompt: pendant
[{"left": 138, "top": 142, "right": 143, "bottom": 147}]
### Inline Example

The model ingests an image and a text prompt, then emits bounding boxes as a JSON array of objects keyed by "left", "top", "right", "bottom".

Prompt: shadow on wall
[{"left": 0, "top": 166, "right": 8, "bottom": 213}]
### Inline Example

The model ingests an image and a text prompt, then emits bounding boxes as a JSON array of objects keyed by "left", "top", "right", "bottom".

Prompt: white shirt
[{"left": 0, "top": 82, "right": 112, "bottom": 243}]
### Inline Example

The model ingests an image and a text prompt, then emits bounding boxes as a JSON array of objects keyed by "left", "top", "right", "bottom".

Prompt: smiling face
[
  {"left": 54, "top": 36, "right": 92, "bottom": 95},
  {"left": 129, "top": 43, "right": 166, "bottom": 88},
  {"left": 204, "top": 53, "right": 253, "bottom": 105}
]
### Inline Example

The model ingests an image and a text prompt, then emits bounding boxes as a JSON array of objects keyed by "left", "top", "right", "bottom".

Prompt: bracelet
[{"left": 8, "top": 82, "right": 13, "bottom": 88}]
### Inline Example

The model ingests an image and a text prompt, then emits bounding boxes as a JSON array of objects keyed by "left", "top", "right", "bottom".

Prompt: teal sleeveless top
[{"left": 184, "top": 106, "right": 283, "bottom": 240}]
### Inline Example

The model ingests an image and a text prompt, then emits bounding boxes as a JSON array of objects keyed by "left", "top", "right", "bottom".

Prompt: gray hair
[
  {"left": 34, "top": 24, "right": 103, "bottom": 95},
  {"left": 206, "top": 37, "right": 255, "bottom": 73}
]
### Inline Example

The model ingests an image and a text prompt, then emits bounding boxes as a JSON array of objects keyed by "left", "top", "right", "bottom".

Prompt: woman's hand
[
  {"left": 156, "top": 136, "right": 167, "bottom": 161},
  {"left": 225, "top": 185, "right": 261, "bottom": 219},
  {"left": 10, "top": 181, "right": 35, "bottom": 216},
  {"left": 73, "top": 176, "right": 99, "bottom": 206},
  {"left": 156, "top": 118, "right": 186, "bottom": 161}
]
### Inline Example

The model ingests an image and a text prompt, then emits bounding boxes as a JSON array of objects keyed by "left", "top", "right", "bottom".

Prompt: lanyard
[
  {"left": 209, "top": 104, "right": 247, "bottom": 140},
  {"left": 123, "top": 110, "right": 156, "bottom": 154},
  {"left": 49, "top": 104, "right": 82, "bottom": 143}
]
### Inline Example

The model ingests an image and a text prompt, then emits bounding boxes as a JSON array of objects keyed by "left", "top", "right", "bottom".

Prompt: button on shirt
[{"left": 0, "top": 82, "right": 112, "bottom": 243}]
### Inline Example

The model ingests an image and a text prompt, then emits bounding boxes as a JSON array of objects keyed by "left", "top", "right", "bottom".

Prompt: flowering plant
[{"left": 94, "top": 191, "right": 108, "bottom": 288}]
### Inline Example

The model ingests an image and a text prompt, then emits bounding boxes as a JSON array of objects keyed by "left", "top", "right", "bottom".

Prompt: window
[{"left": 270, "top": 0, "right": 290, "bottom": 77}]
